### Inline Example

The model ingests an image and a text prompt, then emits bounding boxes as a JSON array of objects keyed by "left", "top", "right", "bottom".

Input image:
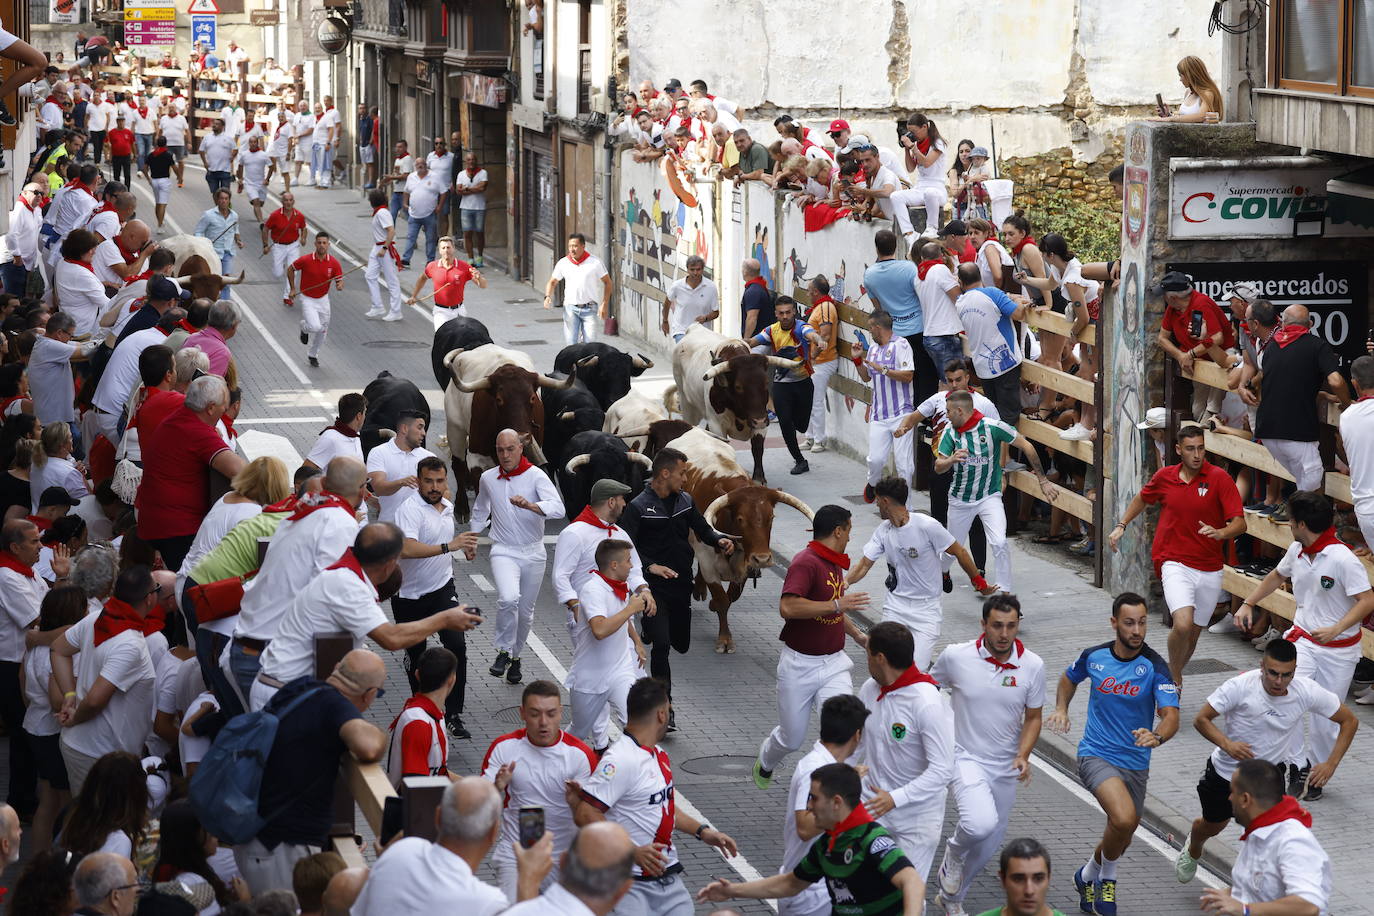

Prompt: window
[
  {"left": 1273, "top": 0, "right": 1374, "bottom": 95},
  {"left": 1354, "top": 0, "right": 1374, "bottom": 89},
  {"left": 577, "top": 0, "right": 591, "bottom": 114}
]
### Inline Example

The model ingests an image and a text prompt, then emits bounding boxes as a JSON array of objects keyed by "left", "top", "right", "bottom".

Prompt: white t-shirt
[
  {"left": 158, "top": 113, "right": 189, "bottom": 146},
  {"left": 315, "top": 106, "right": 341, "bottom": 142},
  {"left": 392, "top": 153, "right": 415, "bottom": 181},
  {"left": 666, "top": 277, "right": 719, "bottom": 336},
  {"left": 239, "top": 149, "right": 271, "bottom": 188},
  {"left": 234, "top": 505, "right": 361, "bottom": 641},
  {"left": 917, "top": 262, "right": 962, "bottom": 337},
  {"left": 975, "top": 239, "right": 1013, "bottom": 290},
  {"left": 86, "top": 207, "right": 120, "bottom": 242},
  {"left": 92, "top": 325, "right": 164, "bottom": 416},
  {"left": 1053, "top": 257, "right": 1101, "bottom": 305},
  {"left": 90, "top": 237, "right": 129, "bottom": 286},
  {"left": 404, "top": 171, "right": 442, "bottom": 219},
  {"left": 365, "top": 439, "right": 437, "bottom": 522},
  {"left": 550, "top": 254, "right": 608, "bottom": 307},
  {"left": 29, "top": 455, "right": 87, "bottom": 512},
  {"left": 1340, "top": 398, "right": 1374, "bottom": 504},
  {"left": 567, "top": 574, "right": 637, "bottom": 690},
  {"left": 426, "top": 151, "right": 455, "bottom": 189},
  {"left": 352, "top": 837, "right": 506, "bottom": 916},
  {"left": 258, "top": 565, "right": 389, "bottom": 683},
  {"left": 61, "top": 611, "right": 156, "bottom": 759},
  {"left": 1205, "top": 669, "right": 1340, "bottom": 779},
  {"left": 454, "top": 168, "right": 488, "bottom": 211},
  {"left": 200, "top": 132, "right": 235, "bottom": 172},
  {"left": 177, "top": 495, "right": 262, "bottom": 581},
  {"left": 862, "top": 513, "right": 956, "bottom": 603},
  {"left": 293, "top": 111, "right": 316, "bottom": 142},
  {"left": 1231, "top": 819, "right": 1331, "bottom": 912},
  {"left": 913, "top": 137, "right": 948, "bottom": 184},
  {"left": 916, "top": 389, "right": 999, "bottom": 431},
  {"left": 131, "top": 104, "right": 156, "bottom": 135},
  {"left": 931, "top": 638, "right": 1046, "bottom": 766},
  {"left": 371, "top": 207, "right": 394, "bottom": 245},
  {"left": 782, "top": 740, "right": 841, "bottom": 880},
  {"left": 394, "top": 492, "right": 456, "bottom": 599},
  {"left": 579, "top": 733, "right": 679, "bottom": 875},
  {"left": 305, "top": 427, "right": 363, "bottom": 470},
  {"left": 178, "top": 689, "right": 218, "bottom": 766},
  {"left": 88, "top": 99, "right": 116, "bottom": 133},
  {"left": 480, "top": 730, "right": 596, "bottom": 867},
  {"left": 1277, "top": 540, "right": 1370, "bottom": 639},
  {"left": 470, "top": 465, "right": 563, "bottom": 548},
  {"left": 54, "top": 258, "right": 109, "bottom": 338},
  {"left": 0, "top": 568, "right": 47, "bottom": 664},
  {"left": 23, "top": 644, "right": 59, "bottom": 736}
]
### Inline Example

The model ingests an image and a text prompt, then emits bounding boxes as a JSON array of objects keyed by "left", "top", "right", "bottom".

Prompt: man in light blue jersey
[
  {"left": 936, "top": 391, "right": 1055, "bottom": 593},
  {"left": 1046, "top": 593, "right": 1180, "bottom": 916}
]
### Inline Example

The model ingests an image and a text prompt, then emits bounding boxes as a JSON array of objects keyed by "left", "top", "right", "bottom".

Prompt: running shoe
[
  {"left": 383, "top": 312, "right": 404, "bottom": 322},
  {"left": 1175, "top": 848, "right": 1197, "bottom": 883},
  {"left": 1250, "top": 626, "right": 1281, "bottom": 651},
  {"left": 364, "top": 308, "right": 385, "bottom": 319},
  {"left": 488, "top": 650, "right": 511, "bottom": 678},
  {"left": 307, "top": 356, "right": 318, "bottom": 367},
  {"left": 752, "top": 760, "right": 773, "bottom": 790},
  {"left": 937, "top": 846, "right": 963, "bottom": 897},
  {"left": 0, "top": 100, "right": 15, "bottom": 126},
  {"left": 1060, "top": 423, "right": 1092, "bottom": 441},
  {"left": 933, "top": 892, "right": 967, "bottom": 916},
  {"left": 1269, "top": 504, "right": 1291, "bottom": 522},
  {"left": 810, "top": 441, "right": 826, "bottom": 453},
  {"left": 505, "top": 657, "right": 523, "bottom": 684},
  {"left": 299, "top": 330, "right": 308, "bottom": 345},
  {"left": 1073, "top": 866, "right": 1095, "bottom": 914},
  {"left": 1094, "top": 878, "right": 1117, "bottom": 915},
  {"left": 445, "top": 715, "right": 471, "bottom": 740}
]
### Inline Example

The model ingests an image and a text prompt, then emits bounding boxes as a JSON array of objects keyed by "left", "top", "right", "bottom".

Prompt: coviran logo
[{"left": 1181, "top": 185, "right": 1318, "bottom": 224}]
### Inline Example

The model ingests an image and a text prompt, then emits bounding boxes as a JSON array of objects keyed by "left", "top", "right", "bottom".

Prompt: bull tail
[{"left": 662, "top": 384, "right": 680, "bottom": 416}]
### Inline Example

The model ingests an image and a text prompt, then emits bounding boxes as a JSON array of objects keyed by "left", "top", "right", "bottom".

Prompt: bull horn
[
  {"left": 575, "top": 355, "right": 599, "bottom": 369},
  {"left": 453, "top": 375, "right": 492, "bottom": 393},
  {"left": 702, "top": 361, "right": 732, "bottom": 382},
  {"left": 613, "top": 428, "right": 649, "bottom": 439},
  {"left": 558, "top": 410, "right": 575, "bottom": 421},
  {"left": 773, "top": 490, "right": 815, "bottom": 521},
  {"left": 174, "top": 274, "right": 194, "bottom": 284},
  {"left": 565, "top": 454, "right": 591, "bottom": 474},
  {"left": 537, "top": 372, "right": 576, "bottom": 390},
  {"left": 626, "top": 451, "right": 653, "bottom": 470},
  {"left": 764, "top": 356, "right": 802, "bottom": 371},
  {"left": 632, "top": 353, "right": 654, "bottom": 370},
  {"left": 442, "top": 348, "right": 465, "bottom": 371},
  {"left": 222, "top": 270, "right": 245, "bottom": 286},
  {"left": 378, "top": 428, "right": 397, "bottom": 443},
  {"left": 703, "top": 491, "right": 733, "bottom": 530}
]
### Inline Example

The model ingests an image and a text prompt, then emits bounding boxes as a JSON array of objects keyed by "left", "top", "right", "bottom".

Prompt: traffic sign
[
  {"left": 191, "top": 15, "right": 216, "bottom": 48},
  {"left": 125, "top": 7, "right": 175, "bottom": 18},
  {"left": 187, "top": 0, "right": 220, "bottom": 12}
]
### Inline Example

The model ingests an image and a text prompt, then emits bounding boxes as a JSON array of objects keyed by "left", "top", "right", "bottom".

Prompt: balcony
[
  {"left": 353, "top": 0, "right": 407, "bottom": 41},
  {"left": 441, "top": 0, "right": 510, "bottom": 71},
  {"left": 1255, "top": 0, "right": 1374, "bottom": 157}
]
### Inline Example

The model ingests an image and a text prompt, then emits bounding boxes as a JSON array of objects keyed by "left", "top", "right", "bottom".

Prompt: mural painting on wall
[{"left": 618, "top": 160, "right": 713, "bottom": 338}]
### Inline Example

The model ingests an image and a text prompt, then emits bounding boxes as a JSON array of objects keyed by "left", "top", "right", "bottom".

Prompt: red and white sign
[{"left": 187, "top": 0, "right": 220, "bottom": 12}]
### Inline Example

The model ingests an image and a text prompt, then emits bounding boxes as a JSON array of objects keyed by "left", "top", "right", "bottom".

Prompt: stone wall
[{"left": 998, "top": 135, "right": 1125, "bottom": 212}]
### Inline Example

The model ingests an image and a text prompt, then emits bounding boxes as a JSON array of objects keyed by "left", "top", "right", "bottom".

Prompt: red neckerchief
[
  {"left": 1300, "top": 527, "right": 1342, "bottom": 557},
  {"left": 976, "top": 635, "right": 1024, "bottom": 671},
  {"left": 466, "top": 167, "right": 480, "bottom": 178},
  {"left": 44, "top": 95, "right": 62, "bottom": 107},
  {"left": 262, "top": 494, "right": 300, "bottom": 514},
  {"left": 498, "top": 456, "right": 533, "bottom": 479},
  {"left": 326, "top": 548, "right": 367, "bottom": 583},
  {"left": 593, "top": 569, "right": 630, "bottom": 601},
  {"left": 573, "top": 506, "right": 616, "bottom": 532},
  {"left": 568, "top": 251, "right": 590, "bottom": 266},
  {"left": 1272, "top": 323, "right": 1310, "bottom": 348},
  {"left": 24, "top": 515, "right": 51, "bottom": 532},
  {"left": 876, "top": 664, "right": 940, "bottom": 700},
  {"left": 810, "top": 295, "right": 836, "bottom": 310},
  {"left": 322, "top": 419, "right": 359, "bottom": 438},
  {"left": 1239, "top": 795, "right": 1312, "bottom": 840},
  {"left": 286, "top": 489, "right": 355, "bottom": 522},
  {"left": 745, "top": 275, "right": 768, "bottom": 292},
  {"left": 825, "top": 804, "right": 875, "bottom": 852},
  {"left": 93, "top": 597, "right": 148, "bottom": 646},
  {"left": 114, "top": 237, "right": 140, "bottom": 262},
  {"left": 91, "top": 200, "right": 117, "bottom": 219},
  {"left": 221, "top": 415, "right": 237, "bottom": 441},
  {"left": 172, "top": 318, "right": 193, "bottom": 334},
  {"left": 955, "top": 409, "right": 985, "bottom": 434},
  {"left": 63, "top": 258, "right": 95, "bottom": 274},
  {"left": 388, "top": 693, "right": 442, "bottom": 731},
  {"left": 0, "top": 550, "right": 35, "bottom": 579},
  {"left": 152, "top": 145, "right": 168, "bottom": 157},
  {"left": 916, "top": 136, "right": 932, "bottom": 155},
  {"left": 917, "top": 258, "right": 945, "bottom": 280},
  {"left": 19, "top": 197, "right": 34, "bottom": 213},
  {"left": 806, "top": 540, "right": 850, "bottom": 570},
  {"left": 1011, "top": 235, "right": 1037, "bottom": 256},
  {"left": 372, "top": 205, "right": 386, "bottom": 215},
  {"left": 63, "top": 177, "right": 93, "bottom": 197}
]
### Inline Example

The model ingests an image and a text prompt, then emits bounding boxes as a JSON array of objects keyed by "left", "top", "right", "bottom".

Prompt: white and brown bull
[
  {"left": 669, "top": 324, "right": 797, "bottom": 484},
  {"left": 602, "top": 390, "right": 668, "bottom": 452},
  {"left": 667, "top": 427, "right": 814, "bottom": 653},
  {"left": 441, "top": 343, "right": 577, "bottom": 521},
  {"left": 106, "top": 234, "right": 244, "bottom": 314}
]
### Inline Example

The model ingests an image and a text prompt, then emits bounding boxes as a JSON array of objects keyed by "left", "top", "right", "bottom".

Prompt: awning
[{"left": 1326, "top": 164, "right": 1374, "bottom": 231}]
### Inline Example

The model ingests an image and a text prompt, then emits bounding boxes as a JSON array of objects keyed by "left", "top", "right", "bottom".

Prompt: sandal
[{"left": 1033, "top": 532, "right": 1072, "bottom": 544}]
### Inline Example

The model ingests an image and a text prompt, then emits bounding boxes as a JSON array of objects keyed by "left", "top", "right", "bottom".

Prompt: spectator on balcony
[
  {"left": 692, "top": 99, "right": 739, "bottom": 136},
  {"left": 969, "top": 217, "right": 1013, "bottom": 290},
  {"left": 689, "top": 79, "right": 737, "bottom": 116},
  {"left": 1152, "top": 271, "right": 1237, "bottom": 421},
  {"left": 0, "top": 24, "right": 47, "bottom": 128},
  {"left": 767, "top": 154, "right": 808, "bottom": 192},
  {"left": 843, "top": 142, "right": 900, "bottom": 225},
  {"left": 723, "top": 129, "right": 770, "bottom": 185},
  {"left": 628, "top": 111, "right": 666, "bottom": 163},
  {"left": 898, "top": 113, "right": 949, "bottom": 237},
  {"left": 1151, "top": 55, "right": 1224, "bottom": 123}
]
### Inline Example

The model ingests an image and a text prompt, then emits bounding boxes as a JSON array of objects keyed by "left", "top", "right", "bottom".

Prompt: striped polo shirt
[
  {"left": 937, "top": 412, "right": 1018, "bottom": 502},
  {"left": 867, "top": 336, "right": 914, "bottom": 422}
]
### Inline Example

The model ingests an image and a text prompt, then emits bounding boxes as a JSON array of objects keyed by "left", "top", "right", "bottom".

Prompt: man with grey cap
[
  {"left": 1153, "top": 270, "right": 1237, "bottom": 421},
  {"left": 503, "top": 822, "right": 637, "bottom": 915}
]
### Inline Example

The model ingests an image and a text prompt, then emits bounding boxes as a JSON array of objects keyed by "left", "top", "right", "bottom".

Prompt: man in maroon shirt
[
  {"left": 1154, "top": 271, "right": 1238, "bottom": 421},
  {"left": 1108, "top": 423, "right": 1246, "bottom": 685},
  {"left": 754, "top": 504, "right": 871, "bottom": 789}
]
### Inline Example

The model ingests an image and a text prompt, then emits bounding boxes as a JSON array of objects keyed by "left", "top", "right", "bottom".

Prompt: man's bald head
[
  {"left": 562, "top": 822, "right": 635, "bottom": 905},
  {"left": 437, "top": 775, "right": 502, "bottom": 846},
  {"left": 496, "top": 428, "right": 521, "bottom": 449},
  {"left": 1281, "top": 304, "right": 1311, "bottom": 326},
  {"left": 119, "top": 218, "right": 149, "bottom": 248},
  {"left": 742, "top": 258, "right": 761, "bottom": 279},
  {"left": 330, "top": 649, "right": 386, "bottom": 710},
  {"left": 321, "top": 865, "right": 369, "bottom": 916},
  {"left": 323, "top": 456, "right": 367, "bottom": 503},
  {"left": 113, "top": 191, "right": 137, "bottom": 218},
  {"left": 780, "top": 138, "right": 802, "bottom": 157},
  {"left": 0, "top": 804, "right": 20, "bottom": 865}
]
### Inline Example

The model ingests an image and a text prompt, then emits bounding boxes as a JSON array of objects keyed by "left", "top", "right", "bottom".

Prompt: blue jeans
[
  {"left": 206, "top": 170, "right": 232, "bottom": 194},
  {"left": 219, "top": 251, "right": 235, "bottom": 274},
  {"left": 0, "top": 262, "right": 28, "bottom": 296},
  {"left": 135, "top": 133, "right": 153, "bottom": 171},
  {"left": 228, "top": 640, "right": 263, "bottom": 710},
  {"left": 389, "top": 191, "right": 405, "bottom": 221},
  {"left": 402, "top": 211, "right": 437, "bottom": 264},
  {"left": 923, "top": 333, "right": 966, "bottom": 379},
  {"left": 311, "top": 142, "right": 327, "bottom": 180},
  {"left": 563, "top": 303, "right": 596, "bottom": 344},
  {"left": 195, "top": 627, "right": 244, "bottom": 719}
]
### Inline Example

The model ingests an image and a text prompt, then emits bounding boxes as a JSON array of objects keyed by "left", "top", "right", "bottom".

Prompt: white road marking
[
  {"left": 1028, "top": 755, "right": 1227, "bottom": 889},
  {"left": 469, "top": 573, "right": 494, "bottom": 592}
]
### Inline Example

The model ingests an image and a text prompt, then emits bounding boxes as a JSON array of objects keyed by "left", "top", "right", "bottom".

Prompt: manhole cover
[
  {"left": 364, "top": 340, "right": 428, "bottom": 349},
  {"left": 508, "top": 339, "right": 547, "bottom": 346},
  {"left": 493, "top": 705, "right": 566, "bottom": 726},
  {"left": 679, "top": 755, "right": 757, "bottom": 777},
  {"left": 1184, "top": 657, "right": 1236, "bottom": 675}
]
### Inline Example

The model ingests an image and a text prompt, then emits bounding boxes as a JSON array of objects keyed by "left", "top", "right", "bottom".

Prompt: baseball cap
[
  {"left": 1136, "top": 407, "right": 1167, "bottom": 430},
  {"left": 662, "top": 78, "right": 682, "bottom": 92},
  {"left": 840, "top": 133, "right": 872, "bottom": 154},
  {"left": 590, "top": 479, "right": 633, "bottom": 504},
  {"left": 1150, "top": 270, "right": 1193, "bottom": 296},
  {"left": 148, "top": 275, "right": 191, "bottom": 302},
  {"left": 828, "top": 118, "right": 850, "bottom": 134},
  {"left": 938, "top": 219, "right": 969, "bottom": 237},
  {"left": 38, "top": 486, "right": 79, "bottom": 509},
  {"left": 1222, "top": 281, "right": 1261, "bottom": 303},
  {"left": 969, "top": 146, "right": 990, "bottom": 159}
]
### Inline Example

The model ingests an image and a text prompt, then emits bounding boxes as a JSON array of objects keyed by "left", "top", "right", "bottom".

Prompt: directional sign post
[
  {"left": 191, "top": 15, "right": 217, "bottom": 49},
  {"left": 125, "top": 0, "right": 176, "bottom": 46}
]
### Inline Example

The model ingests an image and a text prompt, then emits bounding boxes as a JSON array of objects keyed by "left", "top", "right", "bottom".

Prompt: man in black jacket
[{"left": 619, "top": 446, "right": 734, "bottom": 731}]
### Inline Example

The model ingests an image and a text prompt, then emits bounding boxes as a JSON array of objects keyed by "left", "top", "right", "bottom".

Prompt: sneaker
[
  {"left": 798, "top": 436, "right": 813, "bottom": 450},
  {"left": 505, "top": 657, "right": 523, "bottom": 684},
  {"left": 810, "top": 441, "right": 827, "bottom": 453},
  {"left": 364, "top": 308, "right": 386, "bottom": 319},
  {"left": 307, "top": 356, "right": 319, "bottom": 367},
  {"left": 1355, "top": 690, "right": 1374, "bottom": 706},
  {"left": 1004, "top": 458, "right": 1027, "bottom": 472},
  {"left": 752, "top": 759, "right": 773, "bottom": 790},
  {"left": 299, "top": 330, "right": 308, "bottom": 345},
  {"left": 1303, "top": 783, "right": 1323, "bottom": 801},
  {"left": 937, "top": 846, "right": 963, "bottom": 897},
  {"left": 383, "top": 312, "right": 404, "bottom": 322},
  {"left": 1060, "top": 422, "right": 1093, "bottom": 441},
  {"left": 933, "top": 892, "right": 967, "bottom": 916},
  {"left": 1258, "top": 502, "right": 1281, "bottom": 517},
  {"left": 400, "top": 260, "right": 411, "bottom": 269},
  {"left": 445, "top": 715, "right": 471, "bottom": 740},
  {"left": 1073, "top": 866, "right": 1096, "bottom": 915},
  {"left": 1175, "top": 848, "right": 1198, "bottom": 883},
  {"left": 0, "top": 100, "right": 15, "bottom": 126},
  {"left": 1243, "top": 500, "right": 1272, "bottom": 514},
  {"left": 1250, "top": 626, "right": 1281, "bottom": 651},
  {"left": 790, "top": 459, "right": 810, "bottom": 476},
  {"left": 1269, "top": 504, "right": 1291, "bottom": 522},
  {"left": 1095, "top": 878, "right": 1117, "bottom": 916},
  {"left": 943, "top": 572, "right": 953, "bottom": 594},
  {"left": 863, "top": 484, "right": 876, "bottom": 504},
  {"left": 1208, "top": 614, "right": 1240, "bottom": 634},
  {"left": 1287, "top": 763, "right": 1310, "bottom": 799},
  {"left": 667, "top": 708, "right": 677, "bottom": 733},
  {"left": 488, "top": 650, "right": 511, "bottom": 678},
  {"left": 474, "top": 256, "right": 484, "bottom": 267}
]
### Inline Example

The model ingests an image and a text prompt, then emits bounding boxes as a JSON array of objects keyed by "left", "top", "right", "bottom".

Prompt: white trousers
[
  {"left": 807, "top": 358, "right": 840, "bottom": 443},
  {"left": 891, "top": 181, "right": 948, "bottom": 236},
  {"left": 882, "top": 795, "right": 947, "bottom": 880},
  {"left": 234, "top": 837, "right": 319, "bottom": 897},
  {"left": 611, "top": 874, "right": 693, "bottom": 916},
  {"left": 944, "top": 755, "right": 1020, "bottom": 902},
  {"left": 299, "top": 293, "right": 330, "bottom": 357},
  {"left": 1356, "top": 498, "right": 1374, "bottom": 552},
  {"left": 569, "top": 662, "right": 641, "bottom": 748},
  {"left": 366, "top": 247, "right": 403, "bottom": 315},
  {"left": 867, "top": 414, "right": 915, "bottom": 494},
  {"left": 248, "top": 675, "right": 280, "bottom": 713},
  {"left": 491, "top": 542, "right": 546, "bottom": 658},
  {"left": 882, "top": 595, "right": 942, "bottom": 670},
  {"left": 433, "top": 303, "right": 468, "bottom": 329},
  {"left": 1291, "top": 636, "right": 1360, "bottom": 765},
  {"left": 944, "top": 494, "right": 1011, "bottom": 591},
  {"left": 270, "top": 241, "right": 300, "bottom": 300},
  {"left": 1261, "top": 438, "right": 1323, "bottom": 491},
  {"left": 758, "top": 647, "right": 854, "bottom": 772}
]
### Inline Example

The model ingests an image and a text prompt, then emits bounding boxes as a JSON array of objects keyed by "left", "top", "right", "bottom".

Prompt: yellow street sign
[{"left": 125, "top": 7, "right": 176, "bottom": 18}]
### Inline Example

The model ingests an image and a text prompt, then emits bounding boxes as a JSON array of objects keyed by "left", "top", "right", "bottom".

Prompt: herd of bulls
[{"left": 354, "top": 320, "right": 815, "bottom": 649}]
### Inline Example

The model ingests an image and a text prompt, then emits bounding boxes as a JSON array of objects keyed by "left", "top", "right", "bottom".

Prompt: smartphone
[
  {"left": 519, "top": 806, "right": 545, "bottom": 848},
  {"left": 854, "top": 329, "right": 869, "bottom": 351},
  {"left": 380, "top": 795, "right": 404, "bottom": 847},
  {"left": 1189, "top": 310, "right": 1204, "bottom": 340},
  {"left": 467, "top": 607, "right": 481, "bottom": 625},
  {"left": 1155, "top": 93, "right": 1169, "bottom": 118}
]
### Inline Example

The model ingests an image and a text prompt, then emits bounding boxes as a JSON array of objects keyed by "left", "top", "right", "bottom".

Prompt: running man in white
[
  {"left": 929, "top": 593, "right": 1045, "bottom": 916},
  {"left": 364, "top": 188, "right": 404, "bottom": 321},
  {"left": 937, "top": 391, "right": 1057, "bottom": 593},
  {"left": 568, "top": 677, "right": 738, "bottom": 916},
  {"left": 266, "top": 109, "right": 292, "bottom": 192},
  {"left": 566, "top": 539, "right": 650, "bottom": 750},
  {"left": 482, "top": 679, "right": 597, "bottom": 901},
  {"left": 1237, "top": 490, "right": 1374, "bottom": 800},
  {"left": 1176, "top": 637, "right": 1356, "bottom": 883},
  {"left": 853, "top": 309, "right": 915, "bottom": 507},
  {"left": 472, "top": 429, "right": 564, "bottom": 687},
  {"left": 846, "top": 476, "right": 997, "bottom": 668},
  {"left": 286, "top": 231, "right": 344, "bottom": 368},
  {"left": 260, "top": 191, "right": 306, "bottom": 308},
  {"left": 777, "top": 693, "right": 870, "bottom": 916},
  {"left": 236, "top": 134, "right": 272, "bottom": 224}
]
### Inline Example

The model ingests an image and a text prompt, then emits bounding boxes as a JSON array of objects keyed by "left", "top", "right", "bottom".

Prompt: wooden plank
[
  {"left": 143, "top": 67, "right": 188, "bottom": 78},
  {"left": 1181, "top": 360, "right": 1231, "bottom": 392},
  {"left": 1221, "top": 567, "right": 1295, "bottom": 621},
  {"left": 626, "top": 222, "right": 676, "bottom": 249},
  {"left": 1017, "top": 416, "right": 1094, "bottom": 463},
  {"left": 1006, "top": 470, "right": 1094, "bottom": 523},
  {"left": 1018, "top": 360, "right": 1094, "bottom": 405},
  {"left": 1326, "top": 471, "right": 1352, "bottom": 505},
  {"left": 1243, "top": 510, "right": 1293, "bottom": 551},
  {"left": 1203, "top": 431, "right": 1294, "bottom": 482},
  {"left": 834, "top": 300, "right": 871, "bottom": 330},
  {"left": 1026, "top": 309, "right": 1096, "bottom": 346},
  {"left": 246, "top": 93, "right": 287, "bottom": 104},
  {"left": 344, "top": 758, "right": 395, "bottom": 836},
  {"left": 827, "top": 372, "right": 871, "bottom": 404},
  {"left": 331, "top": 836, "right": 367, "bottom": 868},
  {"left": 622, "top": 275, "right": 665, "bottom": 301}
]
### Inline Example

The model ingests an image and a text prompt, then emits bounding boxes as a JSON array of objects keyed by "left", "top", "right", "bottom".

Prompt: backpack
[{"left": 188, "top": 684, "right": 325, "bottom": 844}]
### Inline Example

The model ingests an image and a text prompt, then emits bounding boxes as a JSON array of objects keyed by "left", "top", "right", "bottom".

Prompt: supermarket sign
[{"left": 1168, "top": 159, "right": 1373, "bottom": 239}]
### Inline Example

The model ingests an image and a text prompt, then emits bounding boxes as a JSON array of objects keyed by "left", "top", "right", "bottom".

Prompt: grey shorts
[
  {"left": 1077, "top": 755, "right": 1148, "bottom": 815},
  {"left": 460, "top": 207, "right": 486, "bottom": 232}
]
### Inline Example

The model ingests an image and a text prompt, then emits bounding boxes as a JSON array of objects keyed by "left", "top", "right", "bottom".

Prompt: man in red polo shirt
[
  {"left": 753, "top": 504, "right": 871, "bottom": 790},
  {"left": 405, "top": 235, "right": 487, "bottom": 330},
  {"left": 287, "top": 232, "right": 344, "bottom": 368},
  {"left": 261, "top": 191, "right": 307, "bottom": 307},
  {"left": 1154, "top": 271, "right": 1238, "bottom": 421},
  {"left": 136, "top": 374, "right": 247, "bottom": 571},
  {"left": 1108, "top": 423, "right": 1246, "bottom": 686}
]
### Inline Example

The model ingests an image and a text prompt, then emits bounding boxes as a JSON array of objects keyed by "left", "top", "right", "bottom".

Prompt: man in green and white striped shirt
[{"left": 936, "top": 391, "right": 1057, "bottom": 592}]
